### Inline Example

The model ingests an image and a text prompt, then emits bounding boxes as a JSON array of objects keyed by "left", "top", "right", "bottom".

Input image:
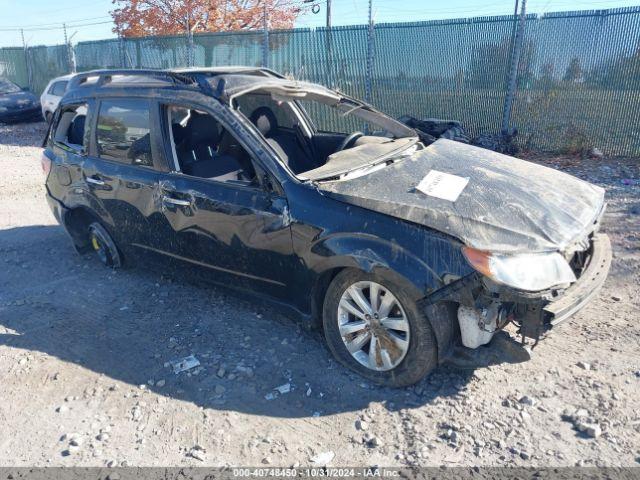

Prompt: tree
[
  {"left": 111, "top": 0, "right": 300, "bottom": 37},
  {"left": 563, "top": 57, "right": 583, "bottom": 82}
]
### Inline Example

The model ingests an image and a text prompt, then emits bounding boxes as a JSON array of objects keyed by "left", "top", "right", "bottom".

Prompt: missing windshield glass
[{"left": 230, "top": 81, "right": 417, "bottom": 180}]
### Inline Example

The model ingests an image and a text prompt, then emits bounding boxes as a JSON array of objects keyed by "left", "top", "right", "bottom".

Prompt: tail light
[{"left": 40, "top": 151, "right": 52, "bottom": 179}]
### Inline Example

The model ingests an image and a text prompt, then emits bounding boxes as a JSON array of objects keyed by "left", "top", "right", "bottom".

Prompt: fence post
[
  {"left": 63, "top": 23, "right": 77, "bottom": 73},
  {"left": 364, "top": 0, "right": 374, "bottom": 105},
  {"left": 118, "top": 35, "right": 126, "bottom": 68},
  {"left": 20, "top": 29, "right": 33, "bottom": 91},
  {"left": 262, "top": 1, "right": 269, "bottom": 68},
  {"left": 326, "top": 0, "right": 333, "bottom": 87},
  {"left": 501, "top": 0, "right": 527, "bottom": 135}
]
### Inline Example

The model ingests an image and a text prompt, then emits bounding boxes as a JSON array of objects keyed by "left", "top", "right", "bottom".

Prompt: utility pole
[
  {"left": 501, "top": 0, "right": 527, "bottom": 135},
  {"left": 262, "top": 0, "right": 269, "bottom": 68},
  {"left": 20, "top": 29, "right": 33, "bottom": 91},
  {"left": 326, "top": 0, "right": 332, "bottom": 86}
]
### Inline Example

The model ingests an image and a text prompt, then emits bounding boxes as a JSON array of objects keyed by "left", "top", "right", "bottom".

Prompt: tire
[
  {"left": 45, "top": 111, "right": 52, "bottom": 124},
  {"left": 88, "top": 222, "right": 122, "bottom": 268},
  {"left": 322, "top": 269, "right": 438, "bottom": 387}
]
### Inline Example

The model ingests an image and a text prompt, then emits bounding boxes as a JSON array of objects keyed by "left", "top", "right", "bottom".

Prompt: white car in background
[{"left": 40, "top": 74, "right": 74, "bottom": 123}]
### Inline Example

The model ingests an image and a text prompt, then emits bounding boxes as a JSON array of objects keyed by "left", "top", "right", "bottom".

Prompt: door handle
[
  {"left": 86, "top": 176, "right": 105, "bottom": 186},
  {"left": 162, "top": 195, "right": 191, "bottom": 206}
]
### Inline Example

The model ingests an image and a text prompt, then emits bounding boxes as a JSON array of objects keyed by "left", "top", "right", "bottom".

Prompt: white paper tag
[{"left": 416, "top": 170, "right": 469, "bottom": 202}]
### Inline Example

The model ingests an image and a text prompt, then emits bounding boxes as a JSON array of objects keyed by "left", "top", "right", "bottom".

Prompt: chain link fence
[{"left": 1, "top": 6, "right": 639, "bottom": 156}]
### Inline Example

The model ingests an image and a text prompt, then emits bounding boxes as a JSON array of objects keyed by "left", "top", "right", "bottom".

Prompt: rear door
[
  {"left": 47, "top": 101, "right": 92, "bottom": 204},
  {"left": 82, "top": 97, "right": 167, "bottom": 253}
]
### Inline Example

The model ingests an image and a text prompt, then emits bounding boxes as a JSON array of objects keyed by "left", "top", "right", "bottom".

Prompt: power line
[
  {"left": 0, "top": 16, "right": 112, "bottom": 31},
  {"left": 0, "top": 20, "right": 113, "bottom": 33}
]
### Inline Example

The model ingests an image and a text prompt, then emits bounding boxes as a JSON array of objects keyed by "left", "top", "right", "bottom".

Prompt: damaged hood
[{"left": 319, "top": 139, "right": 605, "bottom": 253}]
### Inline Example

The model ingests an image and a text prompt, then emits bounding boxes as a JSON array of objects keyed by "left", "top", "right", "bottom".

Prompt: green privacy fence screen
[{"left": 2, "top": 6, "right": 640, "bottom": 156}]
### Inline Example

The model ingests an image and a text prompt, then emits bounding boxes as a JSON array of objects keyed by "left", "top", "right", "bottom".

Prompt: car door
[
  {"left": 148, "top": 101, "right": 296, "bottom": 299},
  {"left": 82, "top": 97, "right": 168, "bottom": 255}
]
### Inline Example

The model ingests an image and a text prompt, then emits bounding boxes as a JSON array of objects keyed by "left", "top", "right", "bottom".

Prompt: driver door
[{"left": 150, "top": 102, "right": 296, "bottom": 299}]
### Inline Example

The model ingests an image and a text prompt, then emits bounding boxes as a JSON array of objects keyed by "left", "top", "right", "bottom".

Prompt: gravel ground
[{"left": 0, "top": 121, "right": 639, "bottom": 468}]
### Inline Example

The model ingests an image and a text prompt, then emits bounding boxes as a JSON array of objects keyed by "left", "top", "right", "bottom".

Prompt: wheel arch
[
  {"left": 62, "top": 206, "right": 108, "bottom": 253},
  {"left": 307, "top": 233, "right": 458, "bottom": 361}
]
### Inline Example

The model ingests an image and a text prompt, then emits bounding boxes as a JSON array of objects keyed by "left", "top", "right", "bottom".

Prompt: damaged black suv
[{"left": 42, "top": 68, "right": 611, "bottom": 386}]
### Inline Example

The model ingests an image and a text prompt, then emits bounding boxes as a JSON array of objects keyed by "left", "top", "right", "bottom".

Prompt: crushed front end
[{"left": 425, "top": 230, "right": 612, "bottom": 349}]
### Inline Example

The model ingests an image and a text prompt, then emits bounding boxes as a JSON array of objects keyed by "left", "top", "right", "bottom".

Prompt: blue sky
[{"left": 0, "top": 0, "right": 639, "bottom": 47}]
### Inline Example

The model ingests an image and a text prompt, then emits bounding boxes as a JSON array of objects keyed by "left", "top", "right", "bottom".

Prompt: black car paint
[
  {"left": 0, "top": 87, "right": 42, "bottom": 123},
  {"left": 44, "top": 83, "right": 473, "bottom": 354}
]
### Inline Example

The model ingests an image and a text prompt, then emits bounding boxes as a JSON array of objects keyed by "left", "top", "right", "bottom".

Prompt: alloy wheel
[{"left": 337, "top": 281, "right": 410, "bottom": 371}]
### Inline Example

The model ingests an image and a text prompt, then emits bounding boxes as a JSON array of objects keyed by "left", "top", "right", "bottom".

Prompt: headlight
[
  {"left": 462, "top": 247, "right": 576, "bottom": 291},
  {"left": 0, "top": 106, "right": 7, "bottom": 113}
]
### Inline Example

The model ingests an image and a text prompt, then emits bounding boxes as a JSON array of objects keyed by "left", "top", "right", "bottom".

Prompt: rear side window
[
  {"left": 53, "top": 103, "right": 88, "bottom": 151},
  {"left": 50, "top": 81, "right": 67, "bottom": 96},
  {"left": 96, "top": 98, "right": 152, "bottom": 167}
]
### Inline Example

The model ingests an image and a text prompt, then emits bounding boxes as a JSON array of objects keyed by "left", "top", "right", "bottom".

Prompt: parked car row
[{"left": 0, "top": 73, "right": 71, "bottom": 124}]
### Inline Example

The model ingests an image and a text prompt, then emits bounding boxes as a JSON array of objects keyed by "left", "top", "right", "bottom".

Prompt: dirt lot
[{"left": 0, "top": 121, "right": 639, "bottom": 468}]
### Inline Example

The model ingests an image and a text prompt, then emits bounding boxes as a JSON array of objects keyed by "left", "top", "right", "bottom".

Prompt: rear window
[
  {"left": 96, "top": 98, "right": 153, "bottom": 167},
  {"left": 50, "top": 81, "right": 67, "bottom": 96}
]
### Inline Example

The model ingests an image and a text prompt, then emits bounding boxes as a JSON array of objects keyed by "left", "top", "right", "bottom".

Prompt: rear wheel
[
  {"left": 88, "top": 222, "right": 122, "bottom": 268},
  {"left": 322, "top": 269, "right": 438, "bottom": 387}
]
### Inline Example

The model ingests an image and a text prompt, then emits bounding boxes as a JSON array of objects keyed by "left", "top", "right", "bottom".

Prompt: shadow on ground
[{"left": 0, "top": 224, "right": 528, "bottom": 419}]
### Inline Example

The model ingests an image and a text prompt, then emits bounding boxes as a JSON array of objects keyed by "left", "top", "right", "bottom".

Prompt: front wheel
[{"left": 322, "top": 269, "right": 438, "bottom": 387}]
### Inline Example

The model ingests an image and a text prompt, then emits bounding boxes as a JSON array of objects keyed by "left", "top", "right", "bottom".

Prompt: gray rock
[
  {"left": 355, "top": 419, "right": 368, "bottom": 431},
  {"left": 68, "top": 434, "right": 82, "bottom": 447},
  {"left": 519, "top": 395, "right": 536, "bottom": 406},
  {"left": 585, "top": 424, "right": 602, "bottom": 438},
  {"left": 370, "top": 437, "right": 382, "bottom": 448},
  {"left": 577, "top": 361, "right": 591, "bottom": 370},
  {"left": 188, "top": 445, "right": 206, "bottom": 461}
]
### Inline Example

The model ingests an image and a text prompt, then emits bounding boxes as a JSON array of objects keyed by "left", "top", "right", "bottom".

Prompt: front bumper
[
  {"left": 423, "top": 233, "right": 612, "bottom": 348},
  {"left": 543, "top": 233, "right": 612, "bottom": 326}
]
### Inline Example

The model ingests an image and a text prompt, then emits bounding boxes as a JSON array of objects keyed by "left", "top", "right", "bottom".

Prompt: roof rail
[{"left": 68, "top": 69, "right": 200, "bottom": 90}]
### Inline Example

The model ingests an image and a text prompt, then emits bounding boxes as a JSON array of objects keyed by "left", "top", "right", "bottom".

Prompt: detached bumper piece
[{"left": 543, "top": 233, "right": 612, "bottom": 326}]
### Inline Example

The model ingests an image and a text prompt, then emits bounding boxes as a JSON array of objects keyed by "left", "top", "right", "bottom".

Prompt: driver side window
[{"left": 165, "top": 105, "right": 257, "bottom": 185}]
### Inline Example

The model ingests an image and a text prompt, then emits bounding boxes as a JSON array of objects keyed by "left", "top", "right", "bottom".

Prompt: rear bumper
[
  {"left": 543, "top": 233, "right": 612, "bottom": 326},
  {"left": 45, "top": 190, "right": 67, "bottom": 225}
]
